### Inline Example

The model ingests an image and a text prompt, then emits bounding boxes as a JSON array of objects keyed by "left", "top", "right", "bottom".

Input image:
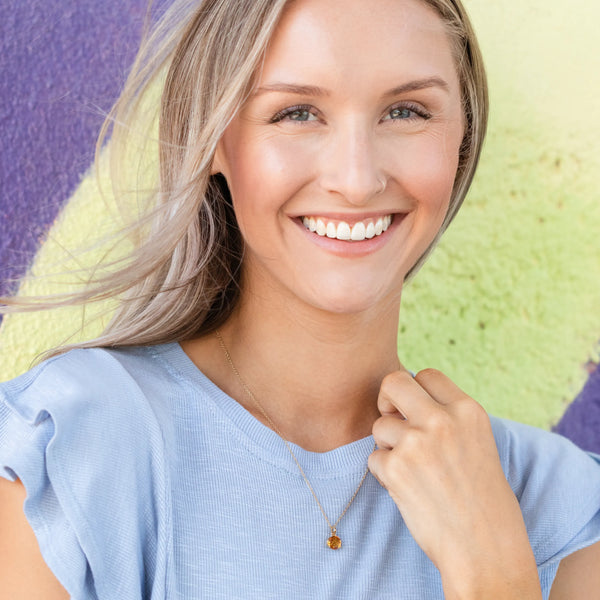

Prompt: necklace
[{"left": 215, "top": 330, "right": 375, "bottom": 550}]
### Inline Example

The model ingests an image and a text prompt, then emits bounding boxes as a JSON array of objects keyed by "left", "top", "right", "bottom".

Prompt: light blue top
[{"left": 1, "top": 343, "right": 600, "bottom": 599}]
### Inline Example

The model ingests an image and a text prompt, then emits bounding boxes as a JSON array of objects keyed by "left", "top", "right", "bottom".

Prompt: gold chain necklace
[{"left": 215, "top": 330, "right": 375, "bottom": 550}]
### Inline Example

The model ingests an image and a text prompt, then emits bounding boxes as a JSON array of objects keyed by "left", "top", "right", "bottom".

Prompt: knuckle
[
  {"left": 468, "top": 397, "right": 487, "bottom": 417},
  {"left": 398, "top": 430, "right": 425, "bottom": 460},
  {"left": 371, "top": 416, "right": 386, "bottom": 440},
  {"left": 380, "top": 372, "right": 397, "bottom": 388},
  {"left": 455, "top": 396, "right": 488, "bottom": 423},
  {"left": 372, "top": 415, "right": 404, "bottom": 448},
  {"left": 414, "top": 367, "right": 442, "bottom": 383},
  {"left": 376, "top": 389, "right": 393, "bottom": 411},
  {"left": 427, "top": 409, "right": 453, "bottom": 436},
  {"left": 367, "top": 451, "right": 379, "bottom": 473},
  {"left": 380, "top": 372, "right": 398, "bottom": 391},
  {"left": 381, "top": 369, "right": 412, "bottom": 389}
]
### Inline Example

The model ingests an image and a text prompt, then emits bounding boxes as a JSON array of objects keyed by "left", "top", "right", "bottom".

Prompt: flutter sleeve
[
  {"left": 490, "top": 416, "right": 600, "bottom": 596},
  {"left": 0, "top": 349, "right": 171, "bottom": 599}
]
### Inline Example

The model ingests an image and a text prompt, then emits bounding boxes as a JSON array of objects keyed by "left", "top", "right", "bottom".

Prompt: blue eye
[
  {"left": 271, "top": 105, "right": 319, "bottom": 123},
  {"left": 390, "top": 107, "right": 413, "bottom": 119},
  {"left": 288, "top": 109, "right": 314, "bottom": 121},
  {"left": 383, "top": 103, "right": 431, "bottom": 122}
]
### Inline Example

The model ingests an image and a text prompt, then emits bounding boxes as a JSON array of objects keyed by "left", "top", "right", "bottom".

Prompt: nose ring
[{"left": 376, "top": 177, "right": 387, "bottom": 195}]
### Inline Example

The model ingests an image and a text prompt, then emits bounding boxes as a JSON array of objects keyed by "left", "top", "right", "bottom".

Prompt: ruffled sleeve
[
  {"left": 491, "top": 416, "right": 600, "bottom": 596},
  {"left": 0, "top": 349, "right": 171, "bottom": 599}
]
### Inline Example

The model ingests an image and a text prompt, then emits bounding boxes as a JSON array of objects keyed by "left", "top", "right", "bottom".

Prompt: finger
[
  {"left": 378, "top": 370, "right": 440, "bottom": 424},
  {"left": 367, "top": 448, "right": 393, "bottom": 490},
  {"left": 413, "top": 368, "right": 469, "bottom": 406},
  {"left": 372, "top": 414, "right": 406, "bottom": 450}
]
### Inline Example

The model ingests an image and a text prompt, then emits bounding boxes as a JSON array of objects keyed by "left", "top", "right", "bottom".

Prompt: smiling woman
[
  {"left": 212, "top": 0, "right": 464, "bottom": 315},
  {"left": 1, "top": 0, "right": 599, "bottom": 599}
]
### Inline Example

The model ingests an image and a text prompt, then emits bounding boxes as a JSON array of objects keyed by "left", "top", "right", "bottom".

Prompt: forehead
[{"left": 258, "top": 0, "right": 459, "bottom": 93}]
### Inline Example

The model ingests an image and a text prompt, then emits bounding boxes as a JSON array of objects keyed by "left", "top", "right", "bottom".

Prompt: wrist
[
  {"left": 442, "top": 574, "right": 542, "bottom": 600},
  {"left": 439, "top": 549, "right": 542, "bottom": 600}
]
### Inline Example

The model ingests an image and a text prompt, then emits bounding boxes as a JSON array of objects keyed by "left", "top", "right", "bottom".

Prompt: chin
[{"left": 303, "top": 278, "right": 402, "bottom": 316}]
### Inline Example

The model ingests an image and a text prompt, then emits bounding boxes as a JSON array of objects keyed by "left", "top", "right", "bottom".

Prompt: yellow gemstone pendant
[{"left": 327, "top": 534, "right": 342, "bottom": 549}]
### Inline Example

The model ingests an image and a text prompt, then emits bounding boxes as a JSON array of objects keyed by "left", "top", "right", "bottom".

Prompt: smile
[{"left": 301, "top": 215, "right": 393, "bottom": 241}]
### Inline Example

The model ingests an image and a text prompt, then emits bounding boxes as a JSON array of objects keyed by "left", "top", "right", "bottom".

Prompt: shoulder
[
  {"left": 489, "top": 415, "right": 600, "bottom": 493},
  {"left": 0, "top": 344, "right": 177, "bottom": 502},
  {"left": 0, "top": 345, "right": 176, "bottom": 598},
  {"left": 490, "top": 416, "right": 600, "bottom": 568},
  {"left": 1, "top": 344, "right": 181, "bottom": 431}
]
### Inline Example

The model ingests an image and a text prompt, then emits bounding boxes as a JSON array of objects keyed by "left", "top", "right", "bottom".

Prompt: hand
[{"left": 368, "top": 369, "right": 542, "bottom": 599}]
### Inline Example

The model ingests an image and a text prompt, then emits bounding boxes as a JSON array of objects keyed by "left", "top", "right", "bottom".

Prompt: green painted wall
[{"left": 1, "top": 0, "right": 598, "bottom": 429}]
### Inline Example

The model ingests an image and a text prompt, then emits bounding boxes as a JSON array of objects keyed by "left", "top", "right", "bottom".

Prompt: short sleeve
[
  {"left": 0, "top": 349, "right": 171, "bottom": 599},
  {"left": 491, "top": 416, "right": 600, "bottom": 593}
]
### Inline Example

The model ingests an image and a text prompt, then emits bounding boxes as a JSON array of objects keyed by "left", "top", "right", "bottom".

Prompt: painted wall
[{"left": 0, "top": 0, "right": 598, "bottom": 450}]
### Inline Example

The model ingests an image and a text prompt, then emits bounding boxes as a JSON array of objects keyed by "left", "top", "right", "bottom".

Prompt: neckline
[{"left": 153, "top": 342, "right": 377, "bottom": 478}]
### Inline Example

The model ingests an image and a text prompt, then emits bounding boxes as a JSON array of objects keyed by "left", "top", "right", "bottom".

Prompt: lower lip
[{"left": 293, "top": 215, "right": 406, "bottom": 257}]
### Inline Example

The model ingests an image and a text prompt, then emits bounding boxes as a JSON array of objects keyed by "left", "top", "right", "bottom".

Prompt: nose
[{"left": 319, "top": 123, "right": 386, "bottom": 205}]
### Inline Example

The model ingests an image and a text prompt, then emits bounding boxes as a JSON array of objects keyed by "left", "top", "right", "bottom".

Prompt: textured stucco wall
[{"left": 0, "top": 0, "right": 598, "bottom": 450}]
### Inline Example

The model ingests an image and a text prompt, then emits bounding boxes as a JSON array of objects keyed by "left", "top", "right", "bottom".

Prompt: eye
[
  {"left": 389, "top": 107, "right": 414, "bottom": 120},
  {"left": 382, "top": 102, "right": 431, "bottom": 122},
  {"left": 271, "top": 104, "right": 320, "bottom": 124}
]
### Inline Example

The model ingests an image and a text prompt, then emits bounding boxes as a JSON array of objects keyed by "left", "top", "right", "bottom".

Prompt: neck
[{"left": 183, "top": 290, "right": 402, "bottom": 452}]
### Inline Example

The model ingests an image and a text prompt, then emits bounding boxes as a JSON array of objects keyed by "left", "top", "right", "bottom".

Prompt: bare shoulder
[
  {"left": 0, "top": 478, "right": 69, "bottom": 600},
  {"left": 549, "top": 540, "right": 600, "bottom": 599}
]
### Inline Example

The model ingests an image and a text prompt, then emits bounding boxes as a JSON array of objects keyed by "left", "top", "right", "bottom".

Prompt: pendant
[{"left": 327, "top": 534, "right": 342, "bottom": 550}]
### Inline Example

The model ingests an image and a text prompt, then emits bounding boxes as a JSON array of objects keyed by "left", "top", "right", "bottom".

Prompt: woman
[{"left": 1, "top": 0, "right": 599, "bottom": 598}]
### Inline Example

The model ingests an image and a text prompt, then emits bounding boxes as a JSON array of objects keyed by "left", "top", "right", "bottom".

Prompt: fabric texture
[{"left": 1, "top": 344, "right": 600, "bottom": 599}]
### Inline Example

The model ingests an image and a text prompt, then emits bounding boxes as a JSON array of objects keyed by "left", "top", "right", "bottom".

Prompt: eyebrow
[
  {"left": 252, "top": 76, "right": 450, "bottom": 98},
  {"left": 386, "top": 76, "right": 450, "bottom": 96},
  {"left": 252, "top": 83, "right": 329, "bottom": 97}
]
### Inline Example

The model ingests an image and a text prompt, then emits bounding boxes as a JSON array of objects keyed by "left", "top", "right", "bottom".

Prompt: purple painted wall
[
  {"left": 0, "top": 0, "right": 598, "bottom": 451},
  {"left": 0, "top": 0, "right": 163, "bottom": 296},
  {"left": 555, "top": 365, "right": 600, "bottom": 455}
]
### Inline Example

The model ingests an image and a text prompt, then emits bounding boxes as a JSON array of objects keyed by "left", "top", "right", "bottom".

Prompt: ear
[{"left": 210, "top": 140, "right": 226, "bottom": 175}]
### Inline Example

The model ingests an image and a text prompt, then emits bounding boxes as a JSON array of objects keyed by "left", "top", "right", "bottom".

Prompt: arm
[
  {"left": 0, "top": 478, "right": 69, "bottom": 600},
  {"left": 549, "top": 541, "right": 600, "bottom": 599}
]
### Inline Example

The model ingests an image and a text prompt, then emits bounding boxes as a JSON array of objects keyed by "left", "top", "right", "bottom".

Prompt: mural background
[{"left": 1, "top": 0, "right": 599, "bottom": 450}]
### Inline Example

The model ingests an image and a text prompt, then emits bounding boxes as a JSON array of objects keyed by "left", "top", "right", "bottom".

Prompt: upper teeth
[{"left": 302, "top": 215, "right": 393, "bottom": 241}]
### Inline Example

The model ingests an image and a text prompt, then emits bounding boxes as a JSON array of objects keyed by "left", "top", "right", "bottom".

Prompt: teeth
[
  {"left": 302, "top": 215, "right": 394, "bottom": 241},
  {"left": 350, "top": 222, "right": 365, "bottom": 241},
  {"left": 336, "top": 222, "right": 351, "bottom": 240}
]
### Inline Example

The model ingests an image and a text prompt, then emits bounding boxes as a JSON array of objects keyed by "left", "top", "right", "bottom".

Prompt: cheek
[
  {"left": 397, "top": 127, "right": 462, "bottom": 218},
  {"left": 222, "top": 134, "right": 316, "bottom": 224}
]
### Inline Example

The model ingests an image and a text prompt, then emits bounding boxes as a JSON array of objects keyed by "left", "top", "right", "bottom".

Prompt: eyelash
[
  {"left": 385, "top": 102, "right": 432, "bottom": 122},
  {"left": 269, "top": 102, "right": 432, "bottom": 124},
  {"left": 270, "top": 104, "right": 318, "bottom": 123}
]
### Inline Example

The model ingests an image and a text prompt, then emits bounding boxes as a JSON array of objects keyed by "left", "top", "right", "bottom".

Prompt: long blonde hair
[{"left": 1, "top": 0, "right": 488, "bottom": 353}]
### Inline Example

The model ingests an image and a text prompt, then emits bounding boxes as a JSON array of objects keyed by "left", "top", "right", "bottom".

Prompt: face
[{"left": 213, "top": 0, "right": 464, "bottom": 316}]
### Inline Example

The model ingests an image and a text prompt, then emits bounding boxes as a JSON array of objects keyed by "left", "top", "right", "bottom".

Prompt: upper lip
[{"left": 292, "top": 210, "right": 406, "bottom": 221}]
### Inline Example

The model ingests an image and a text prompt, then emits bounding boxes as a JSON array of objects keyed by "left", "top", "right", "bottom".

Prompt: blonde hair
[{"left": 1, "top": 0, "right": 488, "bottom": 353}]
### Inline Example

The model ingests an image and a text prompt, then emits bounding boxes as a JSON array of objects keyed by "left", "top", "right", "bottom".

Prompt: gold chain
[{"left": 215, "top": 330, "right": 375, "bottom": 550}]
